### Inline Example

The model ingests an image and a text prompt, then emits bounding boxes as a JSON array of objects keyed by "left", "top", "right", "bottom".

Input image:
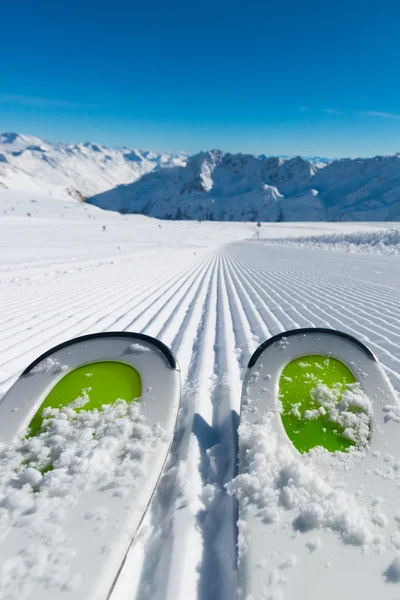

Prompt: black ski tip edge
[
  {"left": 248, "top": 327, "right": 376, "bottom": 369},
  {"left": 22, "top": 331, "right": 178, "bottom": 374}
]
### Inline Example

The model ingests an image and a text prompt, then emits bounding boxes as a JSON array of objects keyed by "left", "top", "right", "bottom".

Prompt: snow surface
[
  {"left": 227, "top": 415, "right": 381, "bottom": 548},
  {"left": 0, "top": 190, "right": 400, "bottom": 599},
  {"left": 88, "top": 150, "right": 400, "bottom": 222},
  {"left": 0, "top": 399, "right": 163, "bottom": 600},
  {"left": 0, "top": 132, "right": 187, "bottom": 201},
  {"left": 305, "top": 381, "right": 371, "bottom": 446},
  {"left": 258, "top": 226, "right": 400, "bottom": 255}
]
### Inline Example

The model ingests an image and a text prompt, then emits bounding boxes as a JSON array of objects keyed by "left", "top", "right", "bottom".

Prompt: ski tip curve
[
  {"left": 22, "top": 331, "right": 179, "bottom": 374},
  {"left": 247, "top": 327, "right": 377, "bottom": 369}
]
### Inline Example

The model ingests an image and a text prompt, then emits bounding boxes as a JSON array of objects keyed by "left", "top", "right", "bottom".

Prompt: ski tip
[
  {"left": 248, "top": 327, "right": 376, "bottom": 369},
  {"left": 22, "top": 331, "right": 178, "bottom": 374}
]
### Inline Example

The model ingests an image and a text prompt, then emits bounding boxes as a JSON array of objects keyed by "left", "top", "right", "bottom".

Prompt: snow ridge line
[
  {"left": 250, "top": 257, "right": 400, "bottom": 377},
  {"left": 0, "top": 270, "right": 149, "bottom": 348},
  {"left": 1, "top": 238, "right": 400, "bottom": 600},
  {"left": 131, "top": 253, "right": 219, "bottom": 600},
  {"left": 277, "top": 265, "right": 400, "bottom": 342},
  {"left": 0, "top": 252, "right": 209, "bottom": 391},
  {"left": 265, "top": 254, "right": 400, "bottom": 320},
  {"left": 231, "top": 247, "right": 400, "bottom": 387},
  {"left": 218, "top": 252, "right": 270, "bottom": 345},
  {"left": 237, "top": 256, "right": 316, "bottom": 329},
  {"left": 193, "top": 252, "right": 241, "bottom": 600},
  {"left": 232, "top": 254, "right": 316, "bottom": 329},
  {"left": 0, "top": 259, "right": 191, "bottom": 372},
  {"left": 157, "top": 255, "right": 216, "bottom": 352},
  {"left": 108, "top": 254, "right": 212, "bottom": 332},
  {"left": 131, "top": 255, "right": 215, "bottom": 337},
  {"left": 227, "top": 253, "right": 295, "bottom": 334},
  {"left": 0, "top": 252, "right": 188, "bottom": 329},
  {"left": 219, "top": 254, "right": 258, "bottom": 370}
]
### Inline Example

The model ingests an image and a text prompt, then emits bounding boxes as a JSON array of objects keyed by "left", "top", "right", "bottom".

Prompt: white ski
[
  {"left": 0, "top": 332, "right": 181, "bottom": 600},
  {"left": 232, "top": 328, "right": 400, "bottom": 600}
]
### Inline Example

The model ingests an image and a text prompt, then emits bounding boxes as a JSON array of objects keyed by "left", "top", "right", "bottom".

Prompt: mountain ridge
[
  {"left": 0, "top": 132, "right": 187, "bottom": 200},
  {"left": 88, "top": 150, "right": 400, "bottom": 222},
  {"left": 1, "top": 132, "right": 400, "bottom": 222}
]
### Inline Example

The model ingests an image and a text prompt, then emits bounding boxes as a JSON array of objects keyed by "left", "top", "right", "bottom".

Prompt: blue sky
[{"left": 1, "top": 0, "right": 400, "bottom": 157}]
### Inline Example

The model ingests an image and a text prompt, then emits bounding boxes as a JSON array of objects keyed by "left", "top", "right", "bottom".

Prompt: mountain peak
[
  {"left": 0, "top": 131, "right": 188, "bottom": 198},
  {"left": 0, "top": 132, "right": 21, "bottom": 144},
  {"left": 87, "top": 149, "right": 400, "bottom": 222}
]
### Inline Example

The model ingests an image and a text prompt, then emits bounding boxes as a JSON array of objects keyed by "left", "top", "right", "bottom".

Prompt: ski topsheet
[
  {"left": 233, "top": 328, "right": 400, "bottom": 600},
  {"left": 0, "top": 332, "right": 181, "bottom": 600}
]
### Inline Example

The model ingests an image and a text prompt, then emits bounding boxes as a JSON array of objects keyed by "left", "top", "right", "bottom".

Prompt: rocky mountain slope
[
  {"left": 2, "top": 132, "right": 400, "bottom": 222},
  {"left": 88, "top": 150, "right": 400, "bottom": 221}
]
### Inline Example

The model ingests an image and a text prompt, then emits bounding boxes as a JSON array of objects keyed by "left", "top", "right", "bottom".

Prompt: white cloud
[
  {"left": 322, "top": 108, "right": 341, "bottom": 114},
  {"left": 362, "top": 111, "right": 400, "bottom": 120},
  {"left": 0, "top": 93, "right": 96, "bottom": 109}
]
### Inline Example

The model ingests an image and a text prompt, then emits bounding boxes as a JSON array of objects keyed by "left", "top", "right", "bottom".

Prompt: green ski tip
[
  {"left": 28, "top": 361, "right": 142, "bottom": 437},
  {"left": 279, "top": 354, "right": 366, "bottom": 453}
]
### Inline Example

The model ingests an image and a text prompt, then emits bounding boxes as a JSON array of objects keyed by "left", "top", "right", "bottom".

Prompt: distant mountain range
[
  {"left": 0, "top": 132, "right": 186, "bottom": 201},
  {"left": 89, "top": 150, "right": 400, "bottom": 221},
  {"left": 1, "top": 132, "right": 399, "bottom": 221}
]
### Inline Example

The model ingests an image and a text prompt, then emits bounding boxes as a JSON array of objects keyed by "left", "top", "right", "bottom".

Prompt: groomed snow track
[{"left": 1, "top": 239, "right": 400, "bottom": 600}]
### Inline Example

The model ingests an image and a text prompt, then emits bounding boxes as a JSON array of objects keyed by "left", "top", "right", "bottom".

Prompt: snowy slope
[
  {"left": 259, "top": 225, "right": 400, "bottom": 254},
  {"left": 0, "top": 132, "right": 187, "bottom": 200},
  {"left": 0, "top": 191, "right": 400, "bottom": 599},
  {"left": 3, "top": 131, "right": 400, "bottom": 223},
  {"left": 88, "top": 150, "right": 400, "bottom": 222},
  {"left": 88, "top": 151, "right": 323, "bottom": 221}
]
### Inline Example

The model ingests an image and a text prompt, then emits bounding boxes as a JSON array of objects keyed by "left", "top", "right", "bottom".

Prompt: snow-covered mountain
[
  {"left": 88, "top": 151, "right": 324, "bottom": 221},
  {"left": 262, "top": 154, "right": 333, "bottom": 168},
  {"left": 88, "top": 150, "right": 400, "bottom": 221},
  {"left": 0, "top": 132, "right": 187, "bottom": 201},
  {"left": 2, "top": 132, "right": 400, "bottom": 222}
]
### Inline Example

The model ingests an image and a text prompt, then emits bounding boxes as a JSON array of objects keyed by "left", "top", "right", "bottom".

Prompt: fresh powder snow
[
  {"left": 227, "top": 414, "right": 381, "bottom": 546},
  {"left": 0, "top": 399, "right": 164, "bottom": 600}
]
